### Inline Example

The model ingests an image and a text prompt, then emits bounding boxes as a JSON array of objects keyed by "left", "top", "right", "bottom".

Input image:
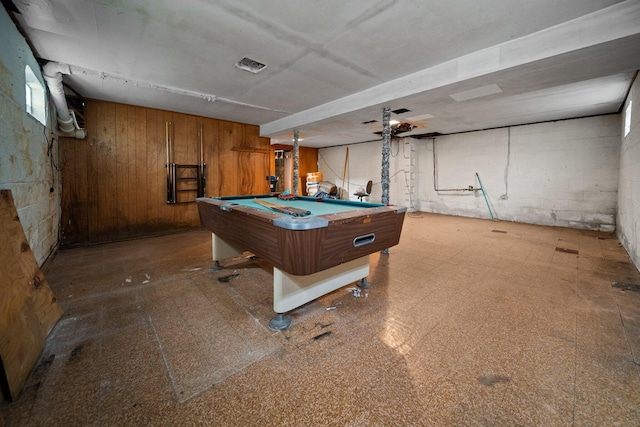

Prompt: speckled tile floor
[{"left": 1, "top": 213, "right": 640, "bottom": 426}]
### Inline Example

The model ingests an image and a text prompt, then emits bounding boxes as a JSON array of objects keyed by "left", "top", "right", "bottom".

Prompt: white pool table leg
[
  {"left": 269, "top": 256, "right": 370, "bottom": 330},
  {"left": 210, "top": 233, "right": 242, "bottom": 271},
  {"left": 210, "top": 232, "right": 372, "bottom": 330}
]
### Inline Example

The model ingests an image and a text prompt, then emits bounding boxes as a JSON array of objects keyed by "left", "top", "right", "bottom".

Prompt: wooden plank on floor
[{"left": 0, "top": 189, "right": 63, "bottom": 401}]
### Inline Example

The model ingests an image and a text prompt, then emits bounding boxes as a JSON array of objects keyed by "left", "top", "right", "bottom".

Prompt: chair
[{"left": 354, "top": 180, "right": 372, "bottom": 202}]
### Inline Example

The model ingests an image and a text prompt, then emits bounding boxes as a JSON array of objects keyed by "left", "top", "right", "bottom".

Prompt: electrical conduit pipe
[{"left": 42, "top": 62, "right": 87, "bottom": 139}]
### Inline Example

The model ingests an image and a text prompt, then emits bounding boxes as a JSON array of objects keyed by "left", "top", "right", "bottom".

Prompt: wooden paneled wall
[{"left": 60, "top": 100, "right": 281, "bottom": 245}]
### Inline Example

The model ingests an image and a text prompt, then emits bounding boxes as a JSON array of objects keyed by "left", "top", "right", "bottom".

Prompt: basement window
[
  {"left": 25, "top": 65, "right": 46, "bottom": 125},
  {"left": 624, "top": 101, "right": 632, "bottom": 137}
]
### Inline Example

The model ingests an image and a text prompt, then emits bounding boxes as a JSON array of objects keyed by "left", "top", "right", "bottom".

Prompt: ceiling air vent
[
  {"left": 362, "top": 120, "right": 378, "bottom": 124},
  {"left": 392, "top": 108, "right": 411, "bottom": 114},
  {"left": 235, "top": 57, "right": 268, "bottom": 74},
  {"left": 413, "top": 132, "right": 443, "bottom": 139}
]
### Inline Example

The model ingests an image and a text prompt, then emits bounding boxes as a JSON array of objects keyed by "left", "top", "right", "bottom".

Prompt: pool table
[{"left": 196, "top": 194, "right": 406, "bottom": 329}]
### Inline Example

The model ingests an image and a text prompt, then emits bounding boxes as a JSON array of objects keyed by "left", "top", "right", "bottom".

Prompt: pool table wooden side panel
[
  {"left": 317, "top": 210, "right": 405, "bottom": 272},
  {"left": 277, "top": 227, "right": 328, "bottom": 275},
  {"left": 197, "top": 200, "right": 286, "bottom": 270}
]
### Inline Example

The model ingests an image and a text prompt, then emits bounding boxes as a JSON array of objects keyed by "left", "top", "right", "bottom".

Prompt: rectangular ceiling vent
[
  {"left": 413, "top": 132, "right": 443, "bottom": 139},
  {"left": 362, "top": 120, "right": 378, "bottom": 124},
  {"left": 235, "top": 57, "right": 268, "bottom": 74},
  {"left": 392, "top": 108, "right": 411, "bottom": 114}
]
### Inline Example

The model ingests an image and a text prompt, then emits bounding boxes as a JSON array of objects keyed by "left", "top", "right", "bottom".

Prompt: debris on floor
[
  {"left": 326, "top": 302, "right": 342, "bottom": 311},
  {"left": 478, "top": 375, "right": 511, "bottom": 387},
  {"left": 555, "top": 247, "right": 579, "bottom": 255},
  {"left": 347, "top": 287, "right": 368, "bottom": 298},
  {"left": 612, "top": 281, "right": 640, "bottom": 292},
  {"left": 312, "top": 331, "right": 332, "bottom": 340},
  {"left": 218, "top": 271, "right": 240, "bottom": 282}
]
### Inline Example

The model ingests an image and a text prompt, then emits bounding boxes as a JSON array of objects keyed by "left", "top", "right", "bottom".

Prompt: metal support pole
[
  {"left": 381, "top": 107, "right": 391, "bottom": 254},
  {"left": 381, "top": 107, "right": 391, "bottom": 206},
  {"left": 293, "top": 130, "right": 299, "bottom": 195}
]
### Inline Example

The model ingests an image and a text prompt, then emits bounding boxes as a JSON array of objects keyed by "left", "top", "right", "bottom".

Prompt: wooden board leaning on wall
[{"left": 0, "top": 189, "right": 63, "bottom": 401}]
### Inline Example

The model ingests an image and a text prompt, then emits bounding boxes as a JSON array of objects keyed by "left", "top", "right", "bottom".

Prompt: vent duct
[
  {"left": 235, "top": 57, "right": 268, "bottom": 74},
  {"left": 42, "top": 62, "right": 87, "bottom": 139}
]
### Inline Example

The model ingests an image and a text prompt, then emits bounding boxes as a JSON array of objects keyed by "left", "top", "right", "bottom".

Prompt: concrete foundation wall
[
  {"left": 319, "top": 115, "right": 621, "bottom": 233},
  {"left": 617, "top": 76, "right": 640, "bottom": 270},
  {"left": 413, "top": 116, "right": 621, "bottom": 231},
  {"left": 0, "top": 8, "right": 60, "bottom": 265}
]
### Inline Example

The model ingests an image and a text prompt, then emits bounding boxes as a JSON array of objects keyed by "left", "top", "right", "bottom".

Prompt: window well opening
[{"left": 25, "top": 65, "right": 46, "bottom": 125}]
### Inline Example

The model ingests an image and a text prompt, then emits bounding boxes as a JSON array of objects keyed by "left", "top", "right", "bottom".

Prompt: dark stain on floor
[{"left": 478, "top": 375, "right": 511, "bottom": 387}]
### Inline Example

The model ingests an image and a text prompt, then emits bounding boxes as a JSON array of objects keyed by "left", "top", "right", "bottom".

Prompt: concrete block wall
[
  {"left": 413, "top": 128, "right": 509, "bottom": 220},
  {"left": 0, "top": 8, "right": 60, "bottom": 266},
  {"left": 617, "top": 76, "right": 640, "bottom": 270},
  {"left": 413, "top": 115, "right": 621, "bottom": 231},
  {"left": 318, "top": 138, "right": 412, "bottom": 209}
]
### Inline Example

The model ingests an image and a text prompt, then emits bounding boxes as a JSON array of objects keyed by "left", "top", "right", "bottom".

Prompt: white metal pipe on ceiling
[{"left": 42, "top": 62, "right": 87, "bottom": 139}]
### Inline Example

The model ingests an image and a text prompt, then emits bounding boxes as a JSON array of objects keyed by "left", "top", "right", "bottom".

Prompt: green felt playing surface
[{"left": 222, "top": 196, "right": 382, "bottom": 216}]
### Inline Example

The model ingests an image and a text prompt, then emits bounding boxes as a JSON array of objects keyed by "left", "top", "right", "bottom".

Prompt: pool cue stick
[{"left": 253, "top": 198, "right": 311, "bottom": 217}]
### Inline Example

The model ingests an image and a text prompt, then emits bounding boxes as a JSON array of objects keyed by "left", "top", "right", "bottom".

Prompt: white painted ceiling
[{"left": 7, "top": 0, "right": 640, "bottom": 147}]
